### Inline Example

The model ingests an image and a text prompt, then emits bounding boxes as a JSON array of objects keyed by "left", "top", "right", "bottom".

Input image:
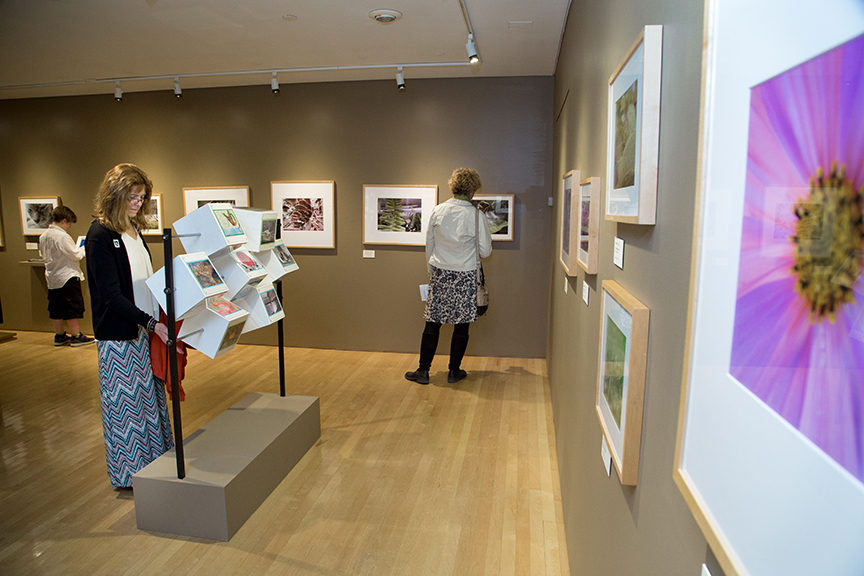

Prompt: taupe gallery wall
[
  {"left": 548, "top": 0, "right": 727, "bottom": 575},
  {"left": 0, "top": 76, "right": 553, "bottom": 358}
]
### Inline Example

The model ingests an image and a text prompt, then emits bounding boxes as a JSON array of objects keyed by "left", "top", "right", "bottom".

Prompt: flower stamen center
[{"left": 791, "top": 161, "right": 864, "bottom": 323}]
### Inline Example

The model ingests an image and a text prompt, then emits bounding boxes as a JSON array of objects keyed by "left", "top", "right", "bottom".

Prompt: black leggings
[{"left": 418, "top": 322, "right": 470, "bottom": 371}]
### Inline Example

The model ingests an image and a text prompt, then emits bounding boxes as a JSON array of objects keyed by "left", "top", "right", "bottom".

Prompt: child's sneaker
[
  {"left": 54, "top": 332, "right": 70, "bottom": 346},
  {"left": 70, "top": 333, "right": 95, "bottom": 347}
]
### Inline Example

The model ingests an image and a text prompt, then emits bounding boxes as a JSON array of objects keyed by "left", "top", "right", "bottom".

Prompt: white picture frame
[
  {"left": 674, "top": 3, "right": 864, "bottom": 576},
  {"left": 183, "top": 186, "right": 249, "bottom": 216},
  {"left": 363, "top": 185, "right": 437, "bottom": 246},
  {"left": 605, "top": 25, "right": 663, "bottom": 225},
  {"left": 19, "top": 197, "right": 59, "bottom": 235},
  {"left": 559, "top": 170, "right": 580, "bottom": 275},
  {"left": 271, "top": 181, "right": 335, "bottom": 249},
  {"left": 473, "top": 194, "right": 515, "bottom": 242},
  {"left": 140, "top": 194, "right": 163, "bottom": 236}
]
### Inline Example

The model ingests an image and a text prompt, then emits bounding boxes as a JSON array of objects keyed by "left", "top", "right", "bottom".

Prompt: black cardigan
[{"left": 85, "top": 221, "right": 155, "bottom": 341}]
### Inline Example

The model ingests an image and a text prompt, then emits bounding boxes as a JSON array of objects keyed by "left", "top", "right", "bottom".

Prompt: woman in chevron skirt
[{"left": 85, "top": 164, "right": 174, "bottom": 488}]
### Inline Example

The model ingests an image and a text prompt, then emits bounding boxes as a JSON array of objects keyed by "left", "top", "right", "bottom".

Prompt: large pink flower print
[{"left": 731, "top": 34, "right": 864, "bottom": 482}]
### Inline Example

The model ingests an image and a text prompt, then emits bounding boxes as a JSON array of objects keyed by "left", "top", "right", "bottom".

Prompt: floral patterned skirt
[{"left": 424, "top": 266, "right": 478, "bottom": 324}]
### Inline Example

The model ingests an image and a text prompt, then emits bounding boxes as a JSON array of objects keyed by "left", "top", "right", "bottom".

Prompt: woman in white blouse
[{"left": 405, "top": 167, "right": 492, "bottom": 385}]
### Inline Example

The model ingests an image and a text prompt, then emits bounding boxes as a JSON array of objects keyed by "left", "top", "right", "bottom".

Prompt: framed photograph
[
  {"left": 576, "top": 177, "right": 601, "bottom": 274},
  {"left": 140, "top": 194, "right": 163, "bottom": 236},
  {"left": 363, "top": 185, "right": 437, "bottom": 246},
  {"left": 182, "top": 186, "right": 249, "bottom": 216},
  {"left": 473, "top": 194, "right": 515, "bottom": 241},
  {"left": 559, "top": 170, "right": 581, "bottom": 275},
  {"left": 595, "top": 280, "right": 649, "bottom": 486},
  {"left": 19, "top": 197, "right": 59, "bottom": 235},
  {"left": 271, "top": 181, "right": 335, "bottom": 249},
  {"left": 605, "top": 25, "right": 663, "bottom": 225},
  {"left": 674, "top": 3, "right": 864, "bottom": 576}
]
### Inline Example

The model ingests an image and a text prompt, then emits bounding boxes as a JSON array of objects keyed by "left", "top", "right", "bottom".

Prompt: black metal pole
[
  {"left": 276, "top": 279, "right": 286, "bottom": 397},
  {"left": 162, "top": 227, "right": 185, "bottom": 479}
]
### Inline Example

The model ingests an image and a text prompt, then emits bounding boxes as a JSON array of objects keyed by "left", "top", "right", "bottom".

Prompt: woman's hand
[{"left": 154, "top": 322, "right": 186, "bottom": 355}]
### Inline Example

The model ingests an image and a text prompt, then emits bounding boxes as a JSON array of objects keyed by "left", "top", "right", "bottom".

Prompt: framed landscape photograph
[
  {"left": 19, "top": 197, "right": 59, "bottom": 235},
  {"left": 596, "top": 280, "right": 649, "bottom": 486},
  {"left": 271, "top": 181, "right": 335, "bottom": 249},
  {"left": 140, "top": 194, "right": 163, "bottom": 235},
  {"left": 605, "top": 25, "right": 663, "bottom": 225},
  {"left": 576, "top": 177, "right": 601, "bottom": 274},
  {"left": 363, "top": 185, "right": 437, "bottom": 246},
  {"left": 559, "top": 170, "right": 580, "bottom": 275},
  {"left": 183, "top": 186, "right": 249, "bottom": 216},
  {"left": 674, "top": 2, "right": 864, "bottom": 576},
  {"left": 473, "top": 194, "right": 515, "bottom": 241}
]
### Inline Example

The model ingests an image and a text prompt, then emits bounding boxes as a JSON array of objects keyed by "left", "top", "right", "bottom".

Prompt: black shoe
[
  {"left": 448, "top": 369, "right": 467, "bottom": 383},
  {"left": 70, "top": 333, "right": 96, "bottom": 347},
  {"left": 405, "top": 369, "right": 430, "bottom": 385},
  {"left": 54, "top": 333, "right": 70, "bottom": 346}
]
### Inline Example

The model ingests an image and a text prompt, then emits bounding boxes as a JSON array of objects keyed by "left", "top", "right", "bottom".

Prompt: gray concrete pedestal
[{"left": 132, "top": 392, "right": 320, "bottom": 541}]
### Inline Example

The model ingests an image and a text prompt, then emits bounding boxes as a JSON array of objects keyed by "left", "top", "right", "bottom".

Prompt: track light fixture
[
  {"left": 466, "top": 33, "right": 480, "bottom": 64},
  {"left": 396, "top": 67, "right": 405, "bottom": 92},
  {"left": 271, "top": 72, "right": 280, "bottom": 94},
  {"left": 114, "top": 81, "right": 122, "bottom": 102},
  {"left": 173, "top": 77, "right": 182, "bottom": 98}
]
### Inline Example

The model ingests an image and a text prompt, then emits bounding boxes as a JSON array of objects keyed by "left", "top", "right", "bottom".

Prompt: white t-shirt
[
  {"left": 39, "top": 224, "right": 85, "bottom": 289},
  {"left": 122, "top": 231, "right": 160, "bottom": 320}
]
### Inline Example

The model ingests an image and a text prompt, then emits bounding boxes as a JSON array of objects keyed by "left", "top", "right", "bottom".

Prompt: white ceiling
[{"left": 0, "top": 0, "right": 571, "bottom": 100}]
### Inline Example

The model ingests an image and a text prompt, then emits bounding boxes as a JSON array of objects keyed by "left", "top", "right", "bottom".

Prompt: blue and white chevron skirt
[{"left": 97, "top": 329, "right": 174, "bottom": 487}]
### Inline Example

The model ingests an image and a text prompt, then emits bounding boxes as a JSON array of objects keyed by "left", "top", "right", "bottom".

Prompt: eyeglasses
[{"left": 129, "top": 195, "right": 146, "bottom": 205}]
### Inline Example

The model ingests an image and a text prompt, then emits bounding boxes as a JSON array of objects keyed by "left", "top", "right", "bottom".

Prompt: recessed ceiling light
[
  {"left": 282, "top": 14, "right": 298, "bottom": 21},
  {"left": 369, "top": 9, "right": 402, "bottom": 24}
]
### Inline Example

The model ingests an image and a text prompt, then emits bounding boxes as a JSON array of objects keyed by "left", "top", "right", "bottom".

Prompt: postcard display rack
[{"left": 133, "top": 203, "right": 319, "bottom": 541}]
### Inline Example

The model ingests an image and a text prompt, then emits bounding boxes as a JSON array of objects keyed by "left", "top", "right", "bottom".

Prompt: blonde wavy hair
[
  {"left": 448, "top": 167, "right": 482, "bottom": 199},
  {"left": 94, "top": 163, "right": 153, "bottom": 233}
]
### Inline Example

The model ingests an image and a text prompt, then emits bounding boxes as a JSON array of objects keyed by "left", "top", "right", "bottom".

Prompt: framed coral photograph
[
  {"left": 674, "top": 2, "right": 864, "bottom": 576},
  {"left": 140, "top": 194, "right": 163, "bottom": 235},
  {"left": 473, "top": 194, "right": 515, "bottom": 241},
  {"left": 19, "top": 197, "right": 59, "bottom": 235},
  {"left": 576, "top": 177, "right": 601, "bottom": 274},
  {"left": 605, "top": 25, "right": 662, "bottom": 225},
  {"left": 363, "top": 185, "right": 437, "bottom": 246},
  {"left": 271, "top": 181, "right": 335, "bottom": 249},
  {"left": 559, "top": 170, "right": 581, "bottom": 275},
  {"left": 595, "top": 280, "right": 649, "bottom": 486},
  {"left": 182, "top": 186, "right": 249, "bottom": 216}
]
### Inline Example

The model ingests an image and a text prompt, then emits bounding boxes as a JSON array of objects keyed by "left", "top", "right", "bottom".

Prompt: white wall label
[
  {"left": 582, "top": 281, "right": 589, "bottom": 305},
  {"left": 601, "top": 436, "right": 612, "bottom": 476},
  {"left": 564, "top": 277, "right": 568, "bottom": 294},
  {"left": 613, "top": 237, "right": 625, "bottom": 269},
  {"left": 363, "top": 250, "right": 375, "bottom": 258}
]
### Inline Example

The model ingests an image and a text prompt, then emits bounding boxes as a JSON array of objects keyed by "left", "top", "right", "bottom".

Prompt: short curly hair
[{"left": 448, "top": 167, "right": 482, "bottom": 198}]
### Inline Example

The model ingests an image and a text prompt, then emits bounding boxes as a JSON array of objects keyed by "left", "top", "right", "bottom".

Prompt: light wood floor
[{"left": 0, "top": 331, "right": 569, "bottom": 576}]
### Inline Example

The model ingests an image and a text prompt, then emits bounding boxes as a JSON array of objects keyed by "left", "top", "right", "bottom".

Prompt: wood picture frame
[
  {"left": 183, "top": 186, "right": 249, "bottom": 216},
  {"left": 363, "top": 185, "right": 437, "bottom": 246},
  {"left": 473, "top": 194, "right": 515, "bottom": 242},
  {"left": 140, "top": 194, "right": 163, "bottom": 235},
  {"left": 271, "top": 181, "right": 335, "bottom": 249},
  {"left": 576, "top": 177, "right": 601, "bottom": 274},
  {"left": 19, "top": 196, "right": 59, "bottom": 235},
  {"left": 674, "top": 2, "right": 864, "bottom": 576},
  {"left": 559, "top": 170, "right": 581, "bottom": 275},
  {"left": 596, "top": 280, "right": 649, "bottom": 486},
  {"left": 605, "top": 25, "right": 663, "bottom": 225}
]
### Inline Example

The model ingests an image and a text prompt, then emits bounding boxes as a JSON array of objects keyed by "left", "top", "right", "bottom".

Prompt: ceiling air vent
[{"left": 369, "top": 9, "right": 402, "bottom": 24}]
